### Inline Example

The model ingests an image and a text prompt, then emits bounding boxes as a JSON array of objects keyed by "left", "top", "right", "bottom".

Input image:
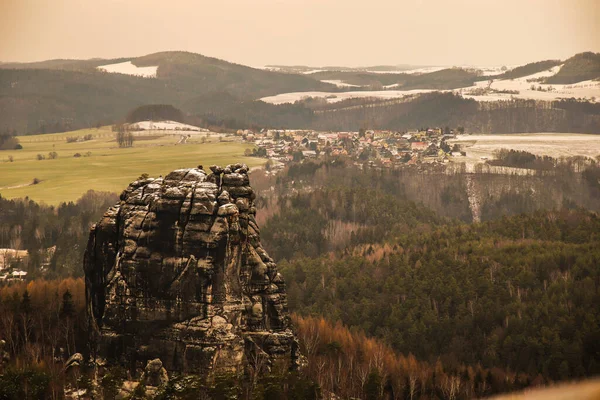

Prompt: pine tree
[
  {"left": 60, "top": 289, "right": 74, "bottom": 319},
  {"left": 20, "top": 290, "right": 31, "bottom": 314},
  {"left": 364, "top": 369, "right": 383, "bottom": 400}
]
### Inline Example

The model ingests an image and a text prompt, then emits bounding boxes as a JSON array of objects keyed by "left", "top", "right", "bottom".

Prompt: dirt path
[
  {"left": 0, "top": 182, "right": 35, "bottom": 191},
  {"left": 177, "top": 135, "right": 188, "bottom": 144}
]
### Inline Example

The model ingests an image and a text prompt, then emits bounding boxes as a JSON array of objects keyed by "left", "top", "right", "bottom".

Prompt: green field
[{"left": 0, "top": 127, "right": 262, "bottom": 204}]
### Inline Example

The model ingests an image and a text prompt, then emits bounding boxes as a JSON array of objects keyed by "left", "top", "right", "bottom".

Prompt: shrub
[
  {"left": 14, "top": 143, "right": 22, "bottom": 150},
  {"left": 100, "top": 366, "right": 127, "bottom": 400},
  {"left": 32, "top": 178, "right": 41, "bottom": 185},
  {"left": 36, "top": 154, "right": 45, "bottom": 160},
  {"left": 48, "top": 151, "right": 58, "bottom": 159},
  {"left": 66, "top": 136, "right": 78, "bottom": 143},
  {"left": 83, "top": 134, "right": 93, "bottom": 141},
  {"left": 73, "top": 153, "right": 81, "bottom": 158},
  {"left": 8, "top": 155, "right": 13, "bottom": 162},
  {"left": 0, "top": 368, "right": 52, "bottom": 400}
]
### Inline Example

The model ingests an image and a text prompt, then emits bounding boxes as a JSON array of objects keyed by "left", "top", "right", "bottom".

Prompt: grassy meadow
[{"left": 0, "top": 127, "right": 262, "bottom": 204}]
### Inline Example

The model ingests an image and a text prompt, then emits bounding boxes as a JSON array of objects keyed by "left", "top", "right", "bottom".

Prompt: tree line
[
  {"left": 0, "top": 278, "right": 538, "bottom": 399},
  {"left": 0, "top": 191, "right": 118, "bottom": 278}
]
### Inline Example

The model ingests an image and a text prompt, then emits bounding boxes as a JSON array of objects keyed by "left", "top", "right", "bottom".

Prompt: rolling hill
[
  {"left": 545, "top": 52, "right": 600, "bottom": 84},
  {"left": 1, "top": 51, "right": 599, "bottom": 135},
  {"left": 0, "top": 51, "right": 333, "bottom": 134},
  {"left": 494, "top": 59, "right": 563, "bottom": 80},
  {"left": 307, "top": 67, "right": 479, "bottom": 89}
]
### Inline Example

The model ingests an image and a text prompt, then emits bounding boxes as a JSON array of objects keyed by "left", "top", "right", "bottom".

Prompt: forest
[
  {"left": 255, "top": 158, "right": 600, "bottom": 388},
  {"left": 0, "top": 190, "right": 118, "bottom": 278},
  {"left": 0, "top": 279, "right": 536, "bottom": 400}
]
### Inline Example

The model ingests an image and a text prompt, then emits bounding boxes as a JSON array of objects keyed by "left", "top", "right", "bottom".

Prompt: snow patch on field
[
  {"left": 448, "top": 133, "right": 600, "bottom": 165},
  {"left": 373, "top": 66, "right": 448, "bottom": 74},
  {"left": 97, "top": 61, "right": 158, "bottom": 78},
  {"left": 260, "top": 89, "right": 442, "bottom": 104},
  {"left": 129, "top": 120, "right": 207, "bottom": 132},
  {"left": 459, "top": 64, "right": 600, "bottom": 102},
  {"left": 321, "top": 79, "right": 361, "bottom": 88},
  {"left": 302, "top": 69, "right": 327, "bottom": 74}
]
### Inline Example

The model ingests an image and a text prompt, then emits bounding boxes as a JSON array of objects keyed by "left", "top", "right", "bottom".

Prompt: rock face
[{"left": 84, "top": 165, "right": 299, "bottom": 376}]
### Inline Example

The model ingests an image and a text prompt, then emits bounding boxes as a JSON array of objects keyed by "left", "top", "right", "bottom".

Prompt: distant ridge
[
  {"left": 0, "top": 50, "right": 598, "bottom": 135},
  {"left": 0, "top": 51, "right": 334, "bottom": 134}
]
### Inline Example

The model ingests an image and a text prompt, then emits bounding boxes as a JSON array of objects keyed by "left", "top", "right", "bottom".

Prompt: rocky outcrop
[
  {"left": 84, "top": 164, "right": 300, "bottom": 377},
  {"left": 142, "top": 359, "right": 169, "bottom": 387}
]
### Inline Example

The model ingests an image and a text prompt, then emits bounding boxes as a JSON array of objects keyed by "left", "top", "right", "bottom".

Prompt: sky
[{"left": 1, "top": 0, "right": 599, "bottom": 67}]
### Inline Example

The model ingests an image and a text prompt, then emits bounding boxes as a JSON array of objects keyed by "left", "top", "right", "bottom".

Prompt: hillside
[
  {"left": 0, "top": 58, "right": 127, "bottom": 71},
  {"left": 0, "top": 51, "right": 335, "bottom": 99},
  {"left": 254, "top": 160, "right": 600, "bottom": 382},
  {"left": 546, "top": 52, "right": 600, "bottom": 84},
  {"left": 495, "top": 59, "right": 562, "bottom": 80},
  {"left": 311, "top": 93, "right": 600, "bottom": 133},
  {"left": 0, "top": 51, "right": 332, "bottom": 134},
  {"left": 308, "top": 68, "right": 479, "bottom": 89}
]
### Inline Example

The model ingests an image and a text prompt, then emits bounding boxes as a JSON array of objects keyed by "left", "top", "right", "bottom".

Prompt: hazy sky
[{"left": 1, "top": 0, "right": 599, "bottom": 67}]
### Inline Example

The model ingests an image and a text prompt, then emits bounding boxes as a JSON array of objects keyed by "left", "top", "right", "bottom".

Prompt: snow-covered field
[
  {"left": 260, "top": 89, "right": 442, "bottom": 104},
  {"left": 488, "top": 377, "right": 600, "bottom": 400},
  {"left": 460, "top": 65, "right": 600, "bottom": 102},
  {"left": 320, "top": 79, "right": 361, "bottom": 88},
  {"left": 448, "top": 133, "right": 600, "bottom": 167},
  {"left": 128, "top": 120, "right": 207, "bottom": 132},
  {"left": 261, "top": 65, "right": 600, "bottom": 104},
  {"left": 367, "top": 66, "right": 448, "bottom": 74},
  {"left": 97, "top": 61, "right": 158, "bottom": 78},
  {"left": 263, "top": 65, "right": 511, "bottom": 76}
]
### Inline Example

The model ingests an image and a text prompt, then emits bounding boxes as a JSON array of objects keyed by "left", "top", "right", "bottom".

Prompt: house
[
  {"left": 411, "top": 142, "right": 429, "bottom": 151},
  {"left": 11, "top": 270, "right": 27, "bottom": 280},
  {"left": 0, "top": 248, "right": 28, "bottom": 270},
  {"left": 0, "top": 269, "right": 27, "bottom": 283}
]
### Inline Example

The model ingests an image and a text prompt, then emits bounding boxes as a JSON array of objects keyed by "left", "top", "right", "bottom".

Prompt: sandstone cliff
[{"left": 83, "top": 164, "right": 299, "bottom": 376}]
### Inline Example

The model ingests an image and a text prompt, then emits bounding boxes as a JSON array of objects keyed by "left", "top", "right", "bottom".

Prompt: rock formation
[{"left": 84, "top": 164, "right": 300, "bottom": 377}]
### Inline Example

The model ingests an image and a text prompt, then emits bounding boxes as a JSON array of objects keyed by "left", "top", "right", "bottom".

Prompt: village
[
  {"left": 239, "top": 126, "right": 467, "bottom": 170},
  {"left": 0, "top": 247, "right": 55, "bottom": 283}
]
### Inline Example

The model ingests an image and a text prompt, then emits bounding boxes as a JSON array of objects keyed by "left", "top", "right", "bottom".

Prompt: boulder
[
  {"left": 142, "top": 358, "right": 168, "bottom": 387},
  {"left": 64, "top": 352, "right": 84, "bottom": 371}
]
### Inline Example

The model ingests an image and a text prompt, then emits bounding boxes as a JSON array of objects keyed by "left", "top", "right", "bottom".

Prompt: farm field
[
  {"left": 487, "top": 378, "right": 600, "bottom": 400},
  {"left": 0, "top": 127, "right": 262, "bottom": 204},
  {"left": 448, "top": 133, "right": 600, "bottom": 168}
]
